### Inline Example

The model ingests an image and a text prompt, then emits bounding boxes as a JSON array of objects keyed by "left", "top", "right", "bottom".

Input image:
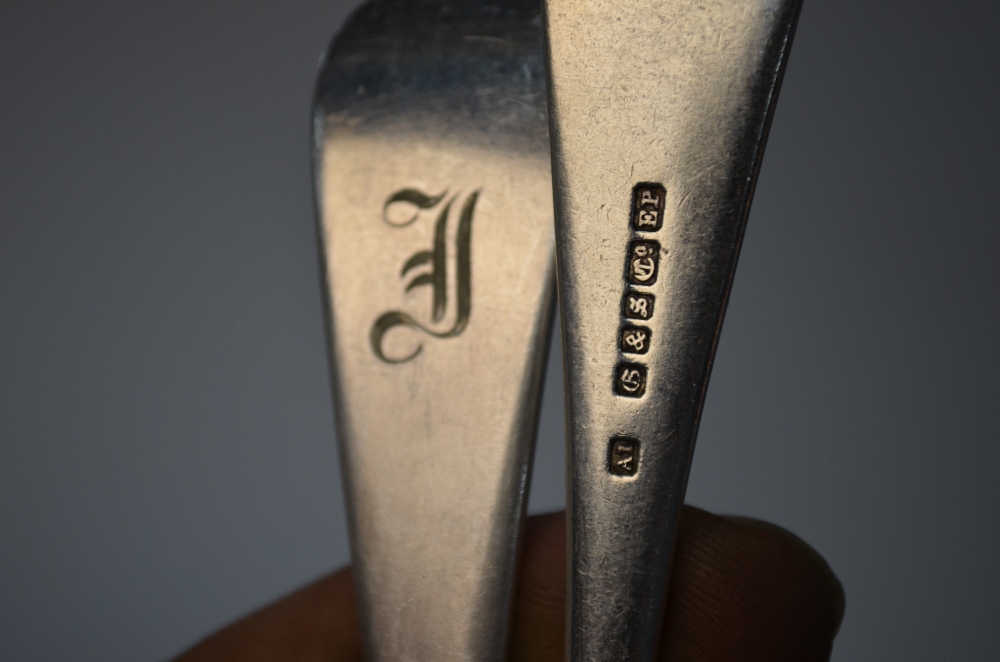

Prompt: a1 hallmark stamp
[{"left": 608, "top": 437, "right": 640, "bottom": 477}]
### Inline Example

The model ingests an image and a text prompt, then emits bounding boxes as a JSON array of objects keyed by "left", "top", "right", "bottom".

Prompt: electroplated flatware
[
  {"left": 312, "top": 0, "right": 555, "bottom": 659},
  {"left": 541, "top": 0, "right": 803, "bottom": 659}
]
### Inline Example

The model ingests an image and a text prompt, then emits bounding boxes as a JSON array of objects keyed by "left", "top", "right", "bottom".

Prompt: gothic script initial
[{"left": 370, "top": 187, "right": 480, "bottom": 364}]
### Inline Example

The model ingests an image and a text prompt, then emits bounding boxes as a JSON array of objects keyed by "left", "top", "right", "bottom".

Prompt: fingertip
[
  {"left": 660, "top": 506, "right": 844, "bottom": 661},
  {"left": 722, "top": 513, "right": 846, "bottom": 636}
]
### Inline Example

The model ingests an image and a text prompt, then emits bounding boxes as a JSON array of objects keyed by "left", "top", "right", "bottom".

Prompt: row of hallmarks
[
  {"left": 608, "top": 184, "right": 666, "bottom": 477},
  {"left": 613, "top": 184, "right": 665, "bottom": 399}
]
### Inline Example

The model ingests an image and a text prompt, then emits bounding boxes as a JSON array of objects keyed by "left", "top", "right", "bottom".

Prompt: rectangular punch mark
[
  {"left": 614, "top": 362, "right": 647, "bottom": 398},
  {"left": 631, "top": 184, "right": 665, "bottom": 232},
  {"left": 620, "top": 325, "right": 651, "bottom": 354},
  {"left": 627, "top": 240, "right": 660, "bottom": 286},
  {"left": 622, "top": 291, "right": 654, "bottom": 320},
  {"left": 608, "top": 437, "right": 640, "bottom": 476}
]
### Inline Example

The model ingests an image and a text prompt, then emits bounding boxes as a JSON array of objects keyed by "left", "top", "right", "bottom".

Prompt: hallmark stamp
[
  {"left": 610, "top": 184, "right": 666, "bottom": 401},
  {"left": 608, "top": 437, "right": 640, "bottom": 476},
  {"left": 627, "top": 240, "right": 660, "bottom": 286},
  {"left": 622, "top": 291, "right": 655, "bottom": 321},
  {"left": 614, "top": 362, "right": 647, "bottom": 397},
  {"left": 370, "top": 187, "right": 480, "bottom": 364},
  {"left": 620, "top": 325, "right": 651, "bottom": 355},
  {"left": 631, "top": 184, "right": 665, "bottom": 232}
]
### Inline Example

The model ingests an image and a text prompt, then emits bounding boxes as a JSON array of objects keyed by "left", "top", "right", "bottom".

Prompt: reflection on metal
[
  {"left": 542, "top": 0, "right": 803, "bottom": 659},
  {"left": 312, "top": 0, "right": 554, "bottom": 660}
]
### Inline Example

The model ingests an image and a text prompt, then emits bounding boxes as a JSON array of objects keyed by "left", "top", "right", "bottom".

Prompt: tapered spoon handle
[
  {"left": 313, "top": 1, "right": 555, "bottom": 659},
  {"left": 541, "top": 1, "right": 802, "bottom": 660}
]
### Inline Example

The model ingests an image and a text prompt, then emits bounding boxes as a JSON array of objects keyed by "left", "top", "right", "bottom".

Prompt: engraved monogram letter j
[{"left": 370, "top": 188, "right": 480, "bottom": 364}]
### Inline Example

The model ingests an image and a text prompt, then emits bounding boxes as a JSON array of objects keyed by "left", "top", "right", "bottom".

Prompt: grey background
[{"left": 1, "top": 0, "right": 997, "bottom": 659}]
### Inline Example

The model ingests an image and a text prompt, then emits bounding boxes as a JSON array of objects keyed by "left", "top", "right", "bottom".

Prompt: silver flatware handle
[
  {"left": 313, "top": 0, "right": 555, "bottom": 659},
  {"left": 542, "top": 0, "right": 803, "bottom": 659}
]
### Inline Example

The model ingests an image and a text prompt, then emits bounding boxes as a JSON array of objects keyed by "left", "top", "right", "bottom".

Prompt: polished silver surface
[
  {"left": 313, "top": 1, "right": 554, "bottom": 660},
  {"left": 542, "top": 1, "right": 802, "bottom": 660}
]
